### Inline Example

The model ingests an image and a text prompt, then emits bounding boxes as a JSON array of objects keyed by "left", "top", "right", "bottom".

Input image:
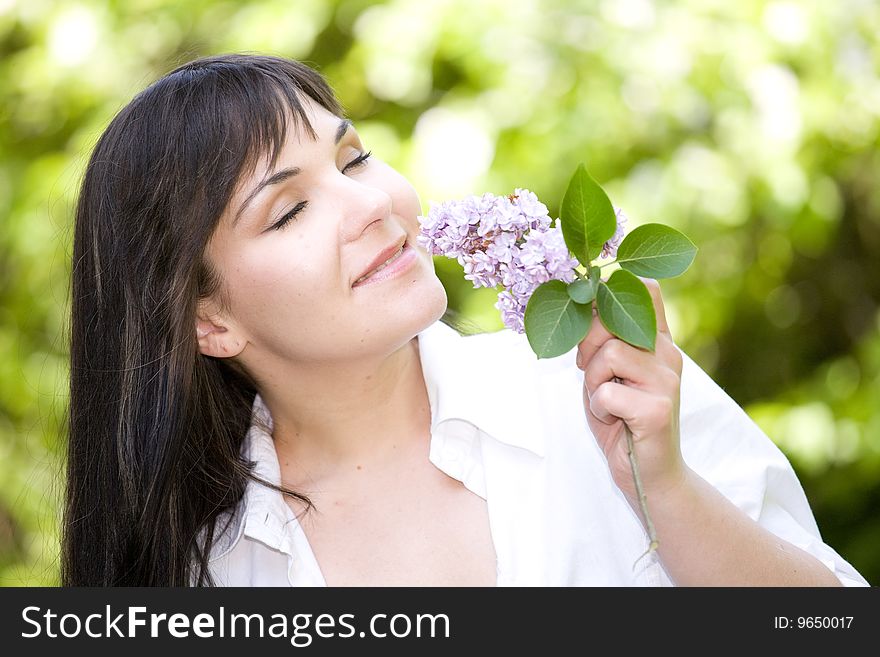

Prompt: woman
[{"left": 64, "top": 54, "right": 868, "bottom": 586}]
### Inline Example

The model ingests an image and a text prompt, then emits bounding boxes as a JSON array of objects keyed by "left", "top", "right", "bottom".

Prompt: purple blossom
[
  {"left": 495, "top": 290, "right": 526, "bottom": 334},
  {"left": 461, "top": 250, "right": 501, "bottom": 288},
  {"left": 418, "top": 189, "right": 620, "bottom": 334},
  {"left": 510, "top": 188, "right": 552, "bottom": 230},
  {"left": 601, "top": 207, "right": 628, "bottom": 260}
]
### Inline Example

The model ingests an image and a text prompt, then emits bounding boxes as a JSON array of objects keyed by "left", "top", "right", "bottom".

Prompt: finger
[
  {"left": 637, "top": 277, "right": 671, "bottom": 337},
  {"left": 583, "top": 338, "right": 680, "bottom": 396},
  {"left": 585, "top": 379, "right": 625, "bottom": 427},
  {"left": 576, "top": 303, "right": 615, "bottom": 370},
  {"left": 657, "top": 332, "right": 684, "bottom": 377},
  {"left": 578, "top": 277, "right": 673, "bottom": 370},
  {"left": 588, "top": 379, "right": 645, "bottom": 426},
  {"left": 590, "top": 381, "right": 674, "bottom": 434}
]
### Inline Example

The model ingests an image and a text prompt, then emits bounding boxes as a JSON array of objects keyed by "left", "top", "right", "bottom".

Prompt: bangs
[{"left": 159, "top": 54, "right": 345, "bottom": 218}]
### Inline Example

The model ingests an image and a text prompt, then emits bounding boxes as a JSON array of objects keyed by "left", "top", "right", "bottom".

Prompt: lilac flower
[
  {"left": 601, "top": 207, "right": 628, "bottom": 260},
  {"left": 485, "top": 230, "right": 517, "bottom": 265},
  {"left": 495, "top": 290, "right": 525, "bottom": 334},
  {"left": 490, "top": 226, "right": 578, "bottom": 332},
  {"left": 418, "top": 189, "right": 605, "bottom": 334},
  {"left": 520, "top": 226, "right": 578, "bottom": 281},
  {"left": 510, "top": 188, "right": 552, "bottom": 230},
  {"left": 461, "top": 250, "right": 501, "bottom": 288}
]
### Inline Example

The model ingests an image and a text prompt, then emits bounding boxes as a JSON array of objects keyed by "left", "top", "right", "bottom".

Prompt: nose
[{"left": 342, "top": 180, "right": 393, "bottom": 242}]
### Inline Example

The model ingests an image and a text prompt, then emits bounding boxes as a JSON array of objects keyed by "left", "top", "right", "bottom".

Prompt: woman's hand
[
  {"left": 576, "top": 279, "right": 846, "bottom": 585},
  {"left": 576, "top": 277, "right": 688, "bottom": 510}
]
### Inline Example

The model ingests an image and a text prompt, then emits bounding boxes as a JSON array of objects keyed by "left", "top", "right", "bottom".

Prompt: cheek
[{"left": 227, "top": 238, "right": 338, "bottom": 322}]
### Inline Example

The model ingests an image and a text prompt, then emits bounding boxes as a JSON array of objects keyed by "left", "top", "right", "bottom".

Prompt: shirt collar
[
  {"left": 209, "top": 319, "right": 546, "bottom": 562},
  {"left": 416, "top": 319, "right": 545, "bottom": 458},
  {"left": 208, "top": 395, "right": 290, "bottom": 562},
  {"left": 249, "top": 318, "right": 547, "bottom": 460}
]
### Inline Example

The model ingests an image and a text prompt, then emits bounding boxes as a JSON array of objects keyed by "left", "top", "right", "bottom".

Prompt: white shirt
[{"left": 206, "top": 319, "right": 869, "bottom": 586}]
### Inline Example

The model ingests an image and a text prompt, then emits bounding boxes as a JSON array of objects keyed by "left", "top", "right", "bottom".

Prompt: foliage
[
  {"left": 524, "top": 165, "right": 697, "bottom": 357},
  {"left": 0, "top": 0, "right": 878, "bottom": 585}
]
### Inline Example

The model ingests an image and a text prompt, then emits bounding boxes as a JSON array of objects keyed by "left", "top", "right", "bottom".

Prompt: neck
[{"left": 253, "top": 337, "right": 432, "bottom": 482}]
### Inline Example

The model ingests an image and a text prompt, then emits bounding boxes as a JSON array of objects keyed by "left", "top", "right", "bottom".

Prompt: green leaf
[
  {"left": 524, "top": 280, "right": 593, "bottom": 359},
  {"left": 567, "top": 278, "right": 597, "bottom": 304},
  {"left": 596, "top": 270, "right": 656, "bottom": 351},
  {"left": 560, "top": 164, "right": 618, "bottom": 264},
  {"left": 616, "top": 223, "right": 698, "bottom": 279}
]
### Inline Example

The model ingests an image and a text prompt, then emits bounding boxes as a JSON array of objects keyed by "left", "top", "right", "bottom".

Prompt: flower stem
[
  {"left": 573, "top": 268, "right": 588, "bottom": 281},
  {"left": 625, "top": 422, "right": 660, "bottom": 570},
  {"left": 608, "top": 375, "right": 659, "bottom": 567}
]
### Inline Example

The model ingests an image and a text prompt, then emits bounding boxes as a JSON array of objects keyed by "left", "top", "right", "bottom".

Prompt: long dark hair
[{"left": 64, "top": 54, "right": 346, "bottom": 586}]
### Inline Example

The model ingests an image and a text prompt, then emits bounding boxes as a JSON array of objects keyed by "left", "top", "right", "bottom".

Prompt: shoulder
[
  {"left": 470, "top": 326, "right": 586, "bottom": 453},
  {"left": 675, "top": 346, "right": 792, "bottom": 469},
  {"left": 453, "top": 325, "right": 584, "bottom": 418},
  {"left": 445, "top": 321, "right": 578, "bottom": 379},
  {"left": 419, "top": 320, "right": 583, "bottom": 459}
]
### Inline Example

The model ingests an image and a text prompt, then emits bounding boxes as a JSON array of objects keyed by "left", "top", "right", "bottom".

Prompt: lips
[{"left": 353, "top": 236, "right": 408, "bottom": 286}]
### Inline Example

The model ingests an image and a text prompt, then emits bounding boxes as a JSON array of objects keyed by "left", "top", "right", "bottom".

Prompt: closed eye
[
  {"left": 270, "top": 200, "right": 308, "bottom": 231},
  {"left": 269, "top": 151, "right": 373, "bottom": 231},
  {"left": 343, "top": 149, "right": 372, "bottom": 173}
]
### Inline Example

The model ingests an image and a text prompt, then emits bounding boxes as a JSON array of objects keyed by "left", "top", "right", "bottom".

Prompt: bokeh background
[{"left": 1, "top": 0, "right": 878, "bottom": 585}]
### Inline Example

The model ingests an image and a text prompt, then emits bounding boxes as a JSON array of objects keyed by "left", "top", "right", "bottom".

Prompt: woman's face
[{"left": 200, "top": 96, "right": 448, "bottom": 372}]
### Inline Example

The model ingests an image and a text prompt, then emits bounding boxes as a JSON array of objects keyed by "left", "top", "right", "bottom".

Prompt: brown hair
[{"left": 65, "top": 54, "right": 344, "bottom": 585}]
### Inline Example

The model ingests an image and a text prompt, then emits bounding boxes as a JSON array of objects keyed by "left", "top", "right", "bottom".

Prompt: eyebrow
[{"left": 232, "top": 118, "right": 353, "bottom": 227}]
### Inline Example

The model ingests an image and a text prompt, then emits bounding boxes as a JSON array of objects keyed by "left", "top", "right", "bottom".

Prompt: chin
[
  {"left": 376, "top": 274, "right": 447, "bottom": 350},
  {"left": 425, "top": 278, "right": 450, "bottom": 325},
  {"left": 405, "top": 273, "right": 449, "bottom": 333},
  {"left": 351, "top": 257, "right": 448, "bottom": 347}
]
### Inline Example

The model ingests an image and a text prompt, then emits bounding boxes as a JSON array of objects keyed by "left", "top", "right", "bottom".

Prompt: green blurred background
[{"left": 1, "top": 0, "right": 877, "bottom": 585}]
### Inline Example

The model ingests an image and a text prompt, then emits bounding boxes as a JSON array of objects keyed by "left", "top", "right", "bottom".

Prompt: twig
[
  {"left": 624, "top": 422, "right": 659, "bottom": 569},
  {"left": 609, "top": 374, "right": 659, "bottom": 570}
]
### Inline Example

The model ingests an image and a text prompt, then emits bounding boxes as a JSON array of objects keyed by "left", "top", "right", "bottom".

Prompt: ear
[{"left": 196, "top": 299, "right": 246, "bottom": 358}]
